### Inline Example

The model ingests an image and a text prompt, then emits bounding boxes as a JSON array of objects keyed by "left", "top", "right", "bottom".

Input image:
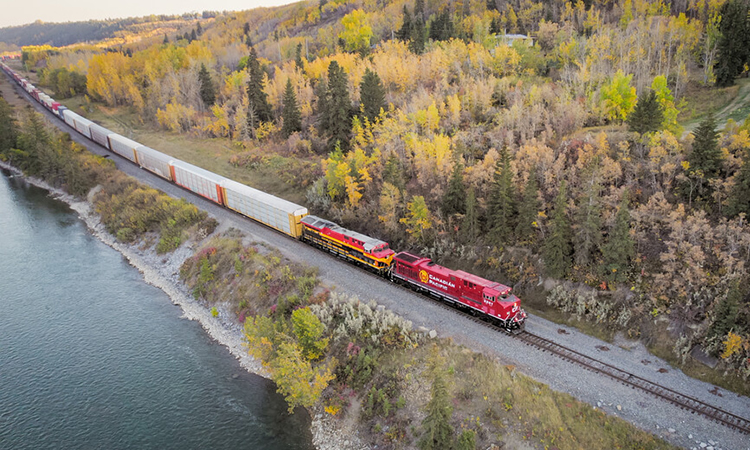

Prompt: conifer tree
[
  {"left": 708, "top": 279, "right": 742, "bottom": 341},
  {"left": 409, "top": 17, "right": 426, "bottom": 54},
  {"left": 602, "top": 191, "right": 634, "bottom": 282},
  {"left": 196, "top": 21, "right": 203, "bottom": 35},
  {"left": 0, "top": 97, "right": 17, "bottom": 154},
  {"left": 463, "top": 187, "right": 479, "bottom": 243},
  {"left": 689, "top": 114, "right": 722, "bottom": 179},
  {"left": 295, "top": 43, "right": 304, "bottom": 70},
  {"left": 397, "top": 6, "right": 413, "bottom": 41},
  {"left": 243, "top": 22, "right": 250, "bottom": 36},
  {"left": 627, "top": 90, "right": 663, "bottom": 135},
  {"left": 246, "top": 47, "right": 273, "bottom": 132},
  {"left": 315, "top": 78, "right": 329, "bottom": 136},
  {"left": 163, "top": 34, "right": 169, "bottom": 44},
  {"left": 190, "top": 29, "right": 197, "bottom": 42},
  {"left": 323, "top": 61, "right": 351, "bottom": 150},
  {"left": 543, "top": 181, "right": 572, "bottom": 278},
  {"left": 359, "top": 68, "right": 386, "bottom": 123},
  {"left": 487, "top": 146, "right": 515, "bottom": 244},
  {"left": 715, "top": 0, "right": 750, "bottom": 87},
  {"left": 727, "top": 146, "right": 750, "bottom": 217},
  {"left": 456, "top": 430, "right": 477, "bottom": 450},
  {"left": 281, "top": 78, "right": 302, "bottom": 138},
  {"left": 573, "top": 175, "right": 602, "bottom": 268},
  {"left": 383, "top": 152, "right": 405, "bottom": 191},
  {"left": 245, "top": 35, "right": 253, "bottom": 47},
  {"left": 198, "top": 63, "right": 216, "bottom": 107},
  {"left": 442, "top": 160, "right": 466, "bottom": 217},
  {"left": 515, "top": 169, "right": 540, "bottom": 244},
  {"left": 418, "top": 370, "right": 453, "bottom": 450}
]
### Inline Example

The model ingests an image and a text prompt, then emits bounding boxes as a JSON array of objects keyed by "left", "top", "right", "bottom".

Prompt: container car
[
  {"left": 107, "top": 134, "right": 140, "bottom": 163},
  {"left": 169, "top": 159, "right": 226, "bottom": 204},
  {"left": 72, "top": 115, "right": 94, "bottom": 140},
  {"left": 221, "top": 179, "right": 308, "bottom": 238},
  {"left": 300, "top": 215, "right": 394, "bottom": 274},
  {"left": 62, "top": 109, "right": 78, "bottom": 129},
  {"left": 392, "top": 252, "right": 526, "bottom": 331},
  {"left": 134, "top": 145, "right": 172, "bottom": 181}
]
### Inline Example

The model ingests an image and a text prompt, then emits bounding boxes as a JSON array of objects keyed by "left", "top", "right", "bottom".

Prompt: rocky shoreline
[{"left": 1, "top": 161, "right": 364, "bottom": 450}]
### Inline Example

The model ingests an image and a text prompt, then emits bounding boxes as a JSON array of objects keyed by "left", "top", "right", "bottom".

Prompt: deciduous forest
[{"left": 10, "top": 0, "right": 750, "bottom": 384}]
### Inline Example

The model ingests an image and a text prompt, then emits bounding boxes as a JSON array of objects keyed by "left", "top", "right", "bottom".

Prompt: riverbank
[{"left": 0, "top": 160, "right": 362, "bottom": 450}]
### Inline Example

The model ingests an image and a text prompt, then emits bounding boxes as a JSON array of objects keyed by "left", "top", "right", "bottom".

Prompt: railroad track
[{"left": 355, "top": 264, "right": 750, "bottom": 435}]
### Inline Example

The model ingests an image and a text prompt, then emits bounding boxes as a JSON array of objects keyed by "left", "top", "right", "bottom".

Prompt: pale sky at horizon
[{"left": 1, "top": 0, "right": 300, "bottom": 28}]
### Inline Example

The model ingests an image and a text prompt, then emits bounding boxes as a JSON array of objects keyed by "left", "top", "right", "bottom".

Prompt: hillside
[
  {"left": 0, "top": 12, "right": 220, "bottom": 47},
  {"left": 14, "top": 0, "right": 750, "bottom": 417}
]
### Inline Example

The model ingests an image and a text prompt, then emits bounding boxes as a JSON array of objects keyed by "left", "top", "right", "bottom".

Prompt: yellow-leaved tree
[{"left": 400, "top": 195, "right": 432, "bottom": 242}]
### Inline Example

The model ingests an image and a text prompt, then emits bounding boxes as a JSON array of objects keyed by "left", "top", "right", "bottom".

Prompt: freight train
[{"left": 0, "top": 61, "right": 527, "bottom": 332}]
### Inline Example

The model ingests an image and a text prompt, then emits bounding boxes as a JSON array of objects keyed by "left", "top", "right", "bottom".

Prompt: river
[{"left": 0, "top": 169, "right": 314, "bottom": 449}]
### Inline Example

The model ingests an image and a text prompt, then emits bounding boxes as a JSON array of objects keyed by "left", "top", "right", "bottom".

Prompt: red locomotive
[{"left": 392, "top": 252, "right": 527, "bottom": 332}]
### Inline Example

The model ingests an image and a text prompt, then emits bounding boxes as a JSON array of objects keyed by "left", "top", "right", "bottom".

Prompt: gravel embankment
[{"left": 5, "top": 77, "right": 750, "bottom": 450}]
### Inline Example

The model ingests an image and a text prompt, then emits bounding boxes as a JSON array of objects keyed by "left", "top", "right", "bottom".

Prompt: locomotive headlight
[{"left": 512, "top": 304, "right": 518, "bottom": 313}]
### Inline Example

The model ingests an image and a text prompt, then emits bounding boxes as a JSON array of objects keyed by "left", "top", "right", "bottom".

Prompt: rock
[
  {"left": 597, "top": 402, "right": 602, "bottom": 407},
  {"left": 668, "top": 428, "right": 676, "bottom": 433},
  {"left": 418, "top": 326, "right": 429, "bottom": 334},
  {"left": 700, "top": 443, "right": 707, "bottom": 448},
  {"left": 232, "top": 373, "right": 239, "bottom": 379},
  {"left": 616, "top": 405, "right": 622, "bottom": 411},
  {"left": 429, "top": 330, "right": 437, "bottom": 339},
  {"left": 709, "top": 441, "right": 715, "bottom": 446},
  {"left": 707, "top": 446, "right": 714, "bottom": 450},
  {"left": 689, "top": 434, "right": 693, "bottom": 439}
]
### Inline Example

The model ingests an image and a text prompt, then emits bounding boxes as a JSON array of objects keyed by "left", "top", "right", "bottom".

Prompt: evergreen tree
[
  {"left": 708, "top": 279, "right": 742, "bottom": 341},
  {"left": 163, "top": 34, "right": 169, "bottom": 44},
  {"left": 245, "top": 35, "right": 253, "bottom": 47},
  {"left": 243, "top": 22, "right": 250, "bottom": 36},
  {"left": 281, "top": 78, "right": 302, "bottom": 138},
  {"left": 456, "top": 430, "right": 477, "bottom": 450},
  {"left": 602, "top": 191, "right": 634, "bottom": 282},
  {"left": 246, "top": 47, "right": 273, "bottom": 132},
  {"left": 573, "top": 175, "right": 602, "bottom": 268},
  {"left": 383, "top": 152, "right": 405, "bottom": 191},
  {"left": 198, "top": 63, "right": 216, "bottom": 107},
  {"left": 196, "top": 21, "right": 203, "bottom": 35},
  {"left": 323, "top": 61, "right": 352, "bottom": 150},
  {"left": 295, "top": 43, "right": 304, "bottom": 70},
  {"left": 429, "top": 10, "right": 454, "bottom": 41},
  {"left": 627, "top": 90, "right": 664, "bottom": 135},
  {"left": 515, "top": 169, "right": 540, "bottom": 244},
  {"left": 543, "top": 181, "right": 572, "bottom": 278},
  {"left": 315, "top": 78, "right": 330, "bottom": 136},
  {"left": 689, "top": 114, "right": 722, "bottom": 179},
  {"left": 490, "top": 16, "right": 502, "bottom": 35},
  {"left": 0, "top": 96, "right": 17, "bottom": 154},
  {"left": 190, "top": 29, "right": 198, "bottom": 42},
  {"left": 409, "top": 17, "right": 426, "bottom": 54},
  {"left": 714, "top": 0, "right": 750, "bottom": 87},
  {"left": 487, "top": 0, "right": 499, "bottom": 11},
  {"left": 463, "top": 187, "right": 479, "bottom": 243},
  {"left": 359, "top": 68, "right": 386, "bottom": 123},
  {"left": 397, "top": 6, "right": 413, "bottom": 41},
  {"left": 487, "top": 146, "right": 515, "bottom": 244},
  {"left": 442, "top": 160, "right": 466, "bottom": 217},
  {"left": 727, "top": 146, "right": 750, "bottom": 217},
  {"left": 418, "top": 370, "right": 453, "bottom": 450}
]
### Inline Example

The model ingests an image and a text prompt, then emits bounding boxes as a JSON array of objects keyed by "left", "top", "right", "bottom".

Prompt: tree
[
  {"left": 573, "top": 175, "right": 602, "bottom": 268},
  {"left": 627, "top": 90, "right": 663, "bottom": 135},
  {"left": 442, "top": 160, "right": 466, "bottom": 217},
  {"left": 291, "top": 307, "right": 328, "bottom": 360},
  {"left": 455, "top": 430, "right": 477, "bottom": 450},
  {"left": 243, "top": 22, "right": 250, "bottom": 36},
  {"left": 246, "top": 47, "right": 273, "bottom": 133},
  {"left": 383, "top": 152, "right": 405, "bottom": 191},
  {"left": 282, "top": 78, "right": 302, "bottom": 138},
  {"left": 322, "top": 61, "right": 352, "bottom": 150},
  {"left": 515, "top": 169, "right": 540, "bottom": 244},
  {"left": 651, "top": 75, "right": 682, "bottom": 135},
  {"left": 708, "top": 279, "right": 742, "bottom": 342},
  {"left": 295, "top": 43, "right": 304, "bottom": 70},
  {"left": 463, "top": 187, "right": 479, "bottom": 243},
  {"left": 600, "top": 70, "right": 637, "bottom": 123},
  {"left": 715, "top": 0, "right": 750, "bottom": 87},
  {"left": 401, "top": 195, "right": 432, "bottom": 242},
  {"left": 397, "top": 6, "right": 413, "bottom": 41},
  {"left": 689, "top": 114, "right": 722, "bottom": 179},
  {"left": 429, "top": 10, "right": 454, "bottom": 41},
  {"left": 198, "top": 63, "right": 216, "bottom": 108},
  {"left": 339, "top": 9, "right": 373, "bottom": 54},
  {"left": 487, "top": 146, "right": 515, "bottom": 244},
  {"left": 163, "top": 34, "right": 169, "bottom": 44},
  {"left": 359, "top": 68, "right": 386, "bottom": 123},
  {"left": 602, "top": 191, "right": 634, "bottom": 282},
  {"left": 418, "top": 368, "right": 453, "bottom": 450},
  {"left": 245, "top": 35, "right": 253, "bottom": 47},
  {"left": 727, "top": 146, "right": 750, "bottom": 217},
  {"left": 196, "top": 21, "right": 203, "bottom": 35},
  {"left": 270, "top": 341, "right": 334, "bottom": 413},
  {"left": 543, "top": 181, "right": 572, "bottom": 278},
  {"left": 190, "top": 29, "right": 197, "bottom": 42},
  {"left": 0, "top": 97, "right": 17, "bottom": 154}
]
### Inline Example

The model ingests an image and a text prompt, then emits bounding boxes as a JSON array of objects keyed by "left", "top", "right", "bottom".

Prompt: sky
[{"left": 1, "top": 0, "right": 299, "bottom": 28}]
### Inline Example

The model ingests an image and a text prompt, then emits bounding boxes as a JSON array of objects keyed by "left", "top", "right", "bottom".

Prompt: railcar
[
  {"left": 300, "top": 215, "right": 394, "bottom": 274},
  {"left": 89, "top": 123, "right": 113, "bottom": 149},
  {"left": 61, "top": 109, "right": 78, "bottom": 129},
  {"left": 169, "top": 159, "right": 226, "bottom": 204},
  {"left": 392, "top": 252, "right": 527, "bottom": 332},
  {"left": 107, "top": 134, "right": 140, "bottom": 163},
  {"left": 221, "top": 179, "right": 308, "bottom": 238},
  {"left": 72, "top": 115, "right": 94, "bottom": 140},
  {"left": 135, "top": 145, "right": 173, "bottom": 181}
]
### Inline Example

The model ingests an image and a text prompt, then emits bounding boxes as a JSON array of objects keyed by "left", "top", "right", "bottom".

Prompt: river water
[{"left": 0, "top": 170, "right": 314, "bottom": 450}]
